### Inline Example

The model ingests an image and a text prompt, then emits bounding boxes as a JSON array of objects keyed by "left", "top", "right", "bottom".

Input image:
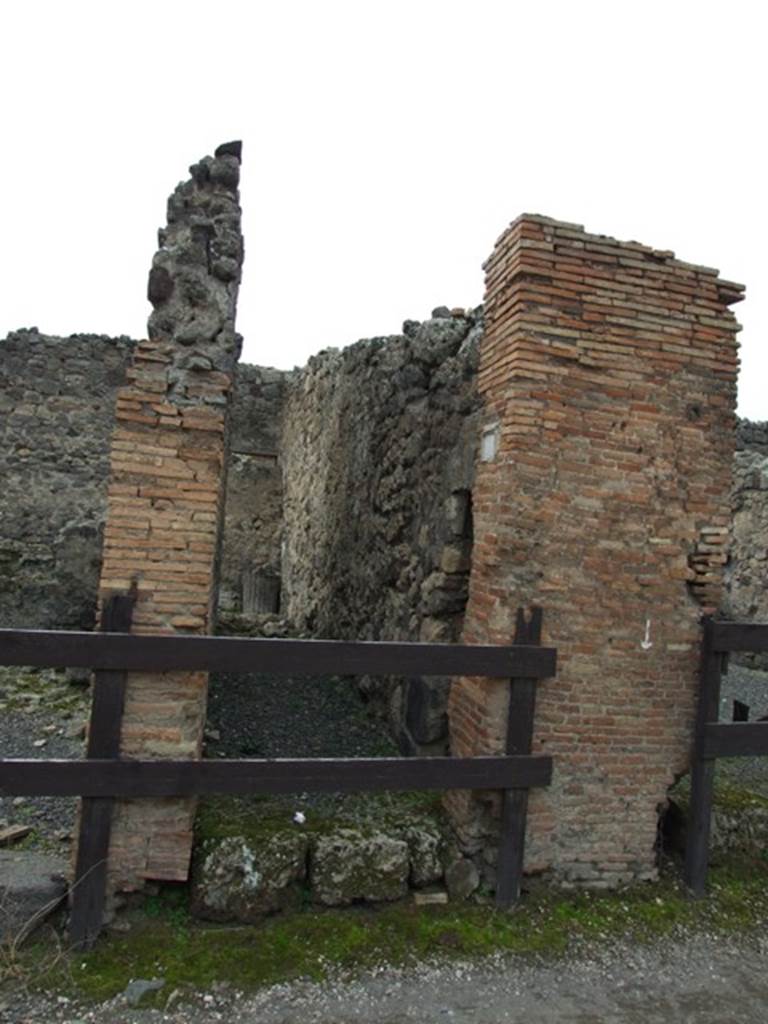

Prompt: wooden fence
[
  {"left": 0, "top": 600, "right": 556, "bottom": 949},
  {"left": 685, "top": 619, "right": 768, "bottom": 895}
]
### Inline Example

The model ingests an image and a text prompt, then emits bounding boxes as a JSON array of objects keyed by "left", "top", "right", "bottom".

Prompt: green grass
[{"left": 12, "top": 854, "right": 768, "bottom": 1009}]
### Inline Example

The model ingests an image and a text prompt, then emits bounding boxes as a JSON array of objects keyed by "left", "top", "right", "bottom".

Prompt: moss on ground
[
  {"left": 0, "top": 666, "right": 89, "bottom": 716},
  {"left": 194, "top": 790, "right": 447, "bottom": 847},
  {"left": 671, "top": 761, "right": 768, "bottom": 812},
  {"left": 11, "top": 854, "right": 768, "bottom": 1008}
]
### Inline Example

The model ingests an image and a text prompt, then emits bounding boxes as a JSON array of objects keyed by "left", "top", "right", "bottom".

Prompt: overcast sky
[{"left": 2, "top": 0, "right": 765, "bottom": 418}]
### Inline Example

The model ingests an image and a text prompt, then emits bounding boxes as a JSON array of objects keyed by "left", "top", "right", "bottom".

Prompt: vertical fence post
[
  {"left": 69, "top": 592, "right": 135, "bottom": 950},
  {"left": 684, "top": 617, "right": 723, "bottom": 896},
  {"left": 495, "top": 606, "right": 543, "bottom": 909}
]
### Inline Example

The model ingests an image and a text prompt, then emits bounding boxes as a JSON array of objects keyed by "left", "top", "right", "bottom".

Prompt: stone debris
[
  {"left": 444, "top": 856, "right": 480, "bottom": 902},
  {"left": 0, "top": 850, "right": 67, "bottom": 945},
  {"left": 191, "top": 832, "right": 309, "bottom": 920},
  {"left": 311, "top": 829, "right": 409, "bottom": 906},
  {"left": 121, "top": 978, "right": 165, "bottom": 1007},
  {"left": 412, "top": 890, "right": 448, "bottom": 905}
]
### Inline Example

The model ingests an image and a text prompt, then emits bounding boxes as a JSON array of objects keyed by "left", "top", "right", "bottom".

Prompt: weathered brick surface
[
  {"left": 95, "top": 144, "right": 244, "bottom": 891},
  {"left": 447, "top": 215, "right": 743, "bottom": 886}
]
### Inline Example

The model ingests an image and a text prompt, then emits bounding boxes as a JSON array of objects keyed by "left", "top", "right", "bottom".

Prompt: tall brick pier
[
  {"left": 448, "top": 215, "right": 743, "bottom": 885},
  {"left": 93, "top": 143, "right": 244, "bottom": 892}
]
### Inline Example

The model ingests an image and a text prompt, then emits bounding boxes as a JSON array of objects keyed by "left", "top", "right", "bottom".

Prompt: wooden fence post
[
  {"left": 69, "top": 592, "right": 135, "bottom": 950},
  {"left": 684, "top": 617, "right": 723, "bottom": 896},
  {"left": 496, "top": 606, "right": 543, "bottom": 909}
]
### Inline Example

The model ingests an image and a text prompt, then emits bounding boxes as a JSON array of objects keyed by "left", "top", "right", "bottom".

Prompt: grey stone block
[{"left": 0, "top": 851, "right": 68, "bottom": 945}]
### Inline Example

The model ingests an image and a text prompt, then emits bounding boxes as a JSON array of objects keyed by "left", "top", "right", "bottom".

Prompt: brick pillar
[
  {"left": 94, "top": 143, "right": 244, "bottom": 892},
  {"left": 447, "top": 215, "right": 743, "bottom": 887}
]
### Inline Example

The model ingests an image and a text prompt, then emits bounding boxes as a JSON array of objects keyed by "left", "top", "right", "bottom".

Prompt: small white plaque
[{"left": 481, "top": 426, "right": 499, "bottom": 462}]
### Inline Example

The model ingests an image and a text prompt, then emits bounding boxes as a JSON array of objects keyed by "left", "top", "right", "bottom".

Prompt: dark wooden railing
[
  {"left": 0, "top": 600, "right": 556, "bottom": 949},
  {"left": 685, "top": 619, "right": 768, "bottom": 895}
]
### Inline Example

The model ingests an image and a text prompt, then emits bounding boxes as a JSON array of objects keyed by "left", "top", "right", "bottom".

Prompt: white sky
[{"left": 1, "top": 0, "right": 765, "bottom": 418}]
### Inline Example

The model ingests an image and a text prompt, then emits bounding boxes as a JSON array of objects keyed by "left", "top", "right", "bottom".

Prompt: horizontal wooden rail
[
  {"left": 703, "top": 722, "right": 768, "bottom": 758},
  {"left": 0, "top": 606, "right": 557, "bottom": 948},
  {"left": 710, "top": 622, "right": 768, "bottom": 653},
  {"left": 0, "top": 755, "right": 553, "bottom": 797},
  {"left": 0, "top": 629, "right": 556, "bottom": 678}
]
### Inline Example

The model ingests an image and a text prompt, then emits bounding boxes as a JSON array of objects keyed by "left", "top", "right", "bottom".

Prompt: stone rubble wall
[
  {"left": 280, "top": 308, "right": 483, "bottom": 753},
  {"left": 726, "top": 419, "right": 768, "bottom": 665},
  {"left": 447, "top": 214, "right": 742, "bottom": 887},
  {"left": 0, "top": 330, "right": 289, "bottom": 629},
  {"left": 0, "top": 329, "right": 136, "bottom": 630},
  {"left": 220, "top": 364, "right": 294, "bottom": 615}
]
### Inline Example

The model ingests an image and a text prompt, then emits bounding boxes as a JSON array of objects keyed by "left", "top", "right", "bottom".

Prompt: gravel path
[
  {"left": 206, "top": 671, "right": 395, "bottom": 760},
  {"left": 3, "top": 931, "right": 768, "bottom": 1023},
  {"left": 0, "top": 668, "right": 89, "bottom": 851}
]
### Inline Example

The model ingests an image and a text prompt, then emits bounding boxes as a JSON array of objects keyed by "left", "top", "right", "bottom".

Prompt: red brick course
[
  {"left": 96, "top": 338, "right": 234, "bottom": 890},
  {"left": 447, "top": 215, "right": 743, "bottom": 886}
]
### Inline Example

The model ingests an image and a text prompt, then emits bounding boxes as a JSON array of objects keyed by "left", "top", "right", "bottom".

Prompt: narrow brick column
[
  {"left": 447, "top": 215, "right": 743, "bottom": 886},
  {"left": 94, "top": 143, "right": 244, "bottom": 891}
]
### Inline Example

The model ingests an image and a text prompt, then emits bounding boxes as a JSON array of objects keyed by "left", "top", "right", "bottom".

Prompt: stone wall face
[
  {"left": 0, "top": 329, "right": 135, "bottom": 630},
  {"left": 96, "top": 144, "right": 245, "bottom": 891},
  {"left": 220, "top": 364, "right": 293, "bottom": 615},
  {"left": 281, "top": 310, "right": 482, "bottom": 752},
  {"left": 0, "top": 330, "right": 287, "bottom": 630},
  {"left": 447, "top": 215, "right": 742, "bottom": 886},
  {"left": 727, "top": 420, "right": 768, "bottom": 664}
]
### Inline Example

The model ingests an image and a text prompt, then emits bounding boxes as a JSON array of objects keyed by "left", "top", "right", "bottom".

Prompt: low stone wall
[
  {"left": 727, "top": 420, "right": 768, "bottom": 665},
  {"left": 190, "top": 805, "right": 479, "bottom": 921},
  {"left": 281, "top": 308, "right": 482, "bottom": 752}
]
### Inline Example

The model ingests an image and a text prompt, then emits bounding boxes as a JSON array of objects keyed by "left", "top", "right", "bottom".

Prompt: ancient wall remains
[
  {"left": 0, "top": 330, "right": 135, "bottom": 630},
  {"left": 0, "top": 331, "right": 289, "bottom": 629},
  {"left": 447, "top": 215, "right": 743, "bottom": 886},
  {"left": 281, "top": 309, "right": 482, "bottom": 752},
  {"left": 1, "top": 188, "right": 764, "bottom": 896},
  {"left": 95, "top": 143, "right": 245, "bottom": 891},
  {"left": 220, "top": 364, "right": 293, "bottom": 616},
  {"left": 727, "top": 419, "right": 768, "bottom": 664}
]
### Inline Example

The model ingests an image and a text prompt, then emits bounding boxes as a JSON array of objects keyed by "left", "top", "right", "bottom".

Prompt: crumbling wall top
[{"left": 147, "top": 140, "right": 244, "bottom": 396}]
